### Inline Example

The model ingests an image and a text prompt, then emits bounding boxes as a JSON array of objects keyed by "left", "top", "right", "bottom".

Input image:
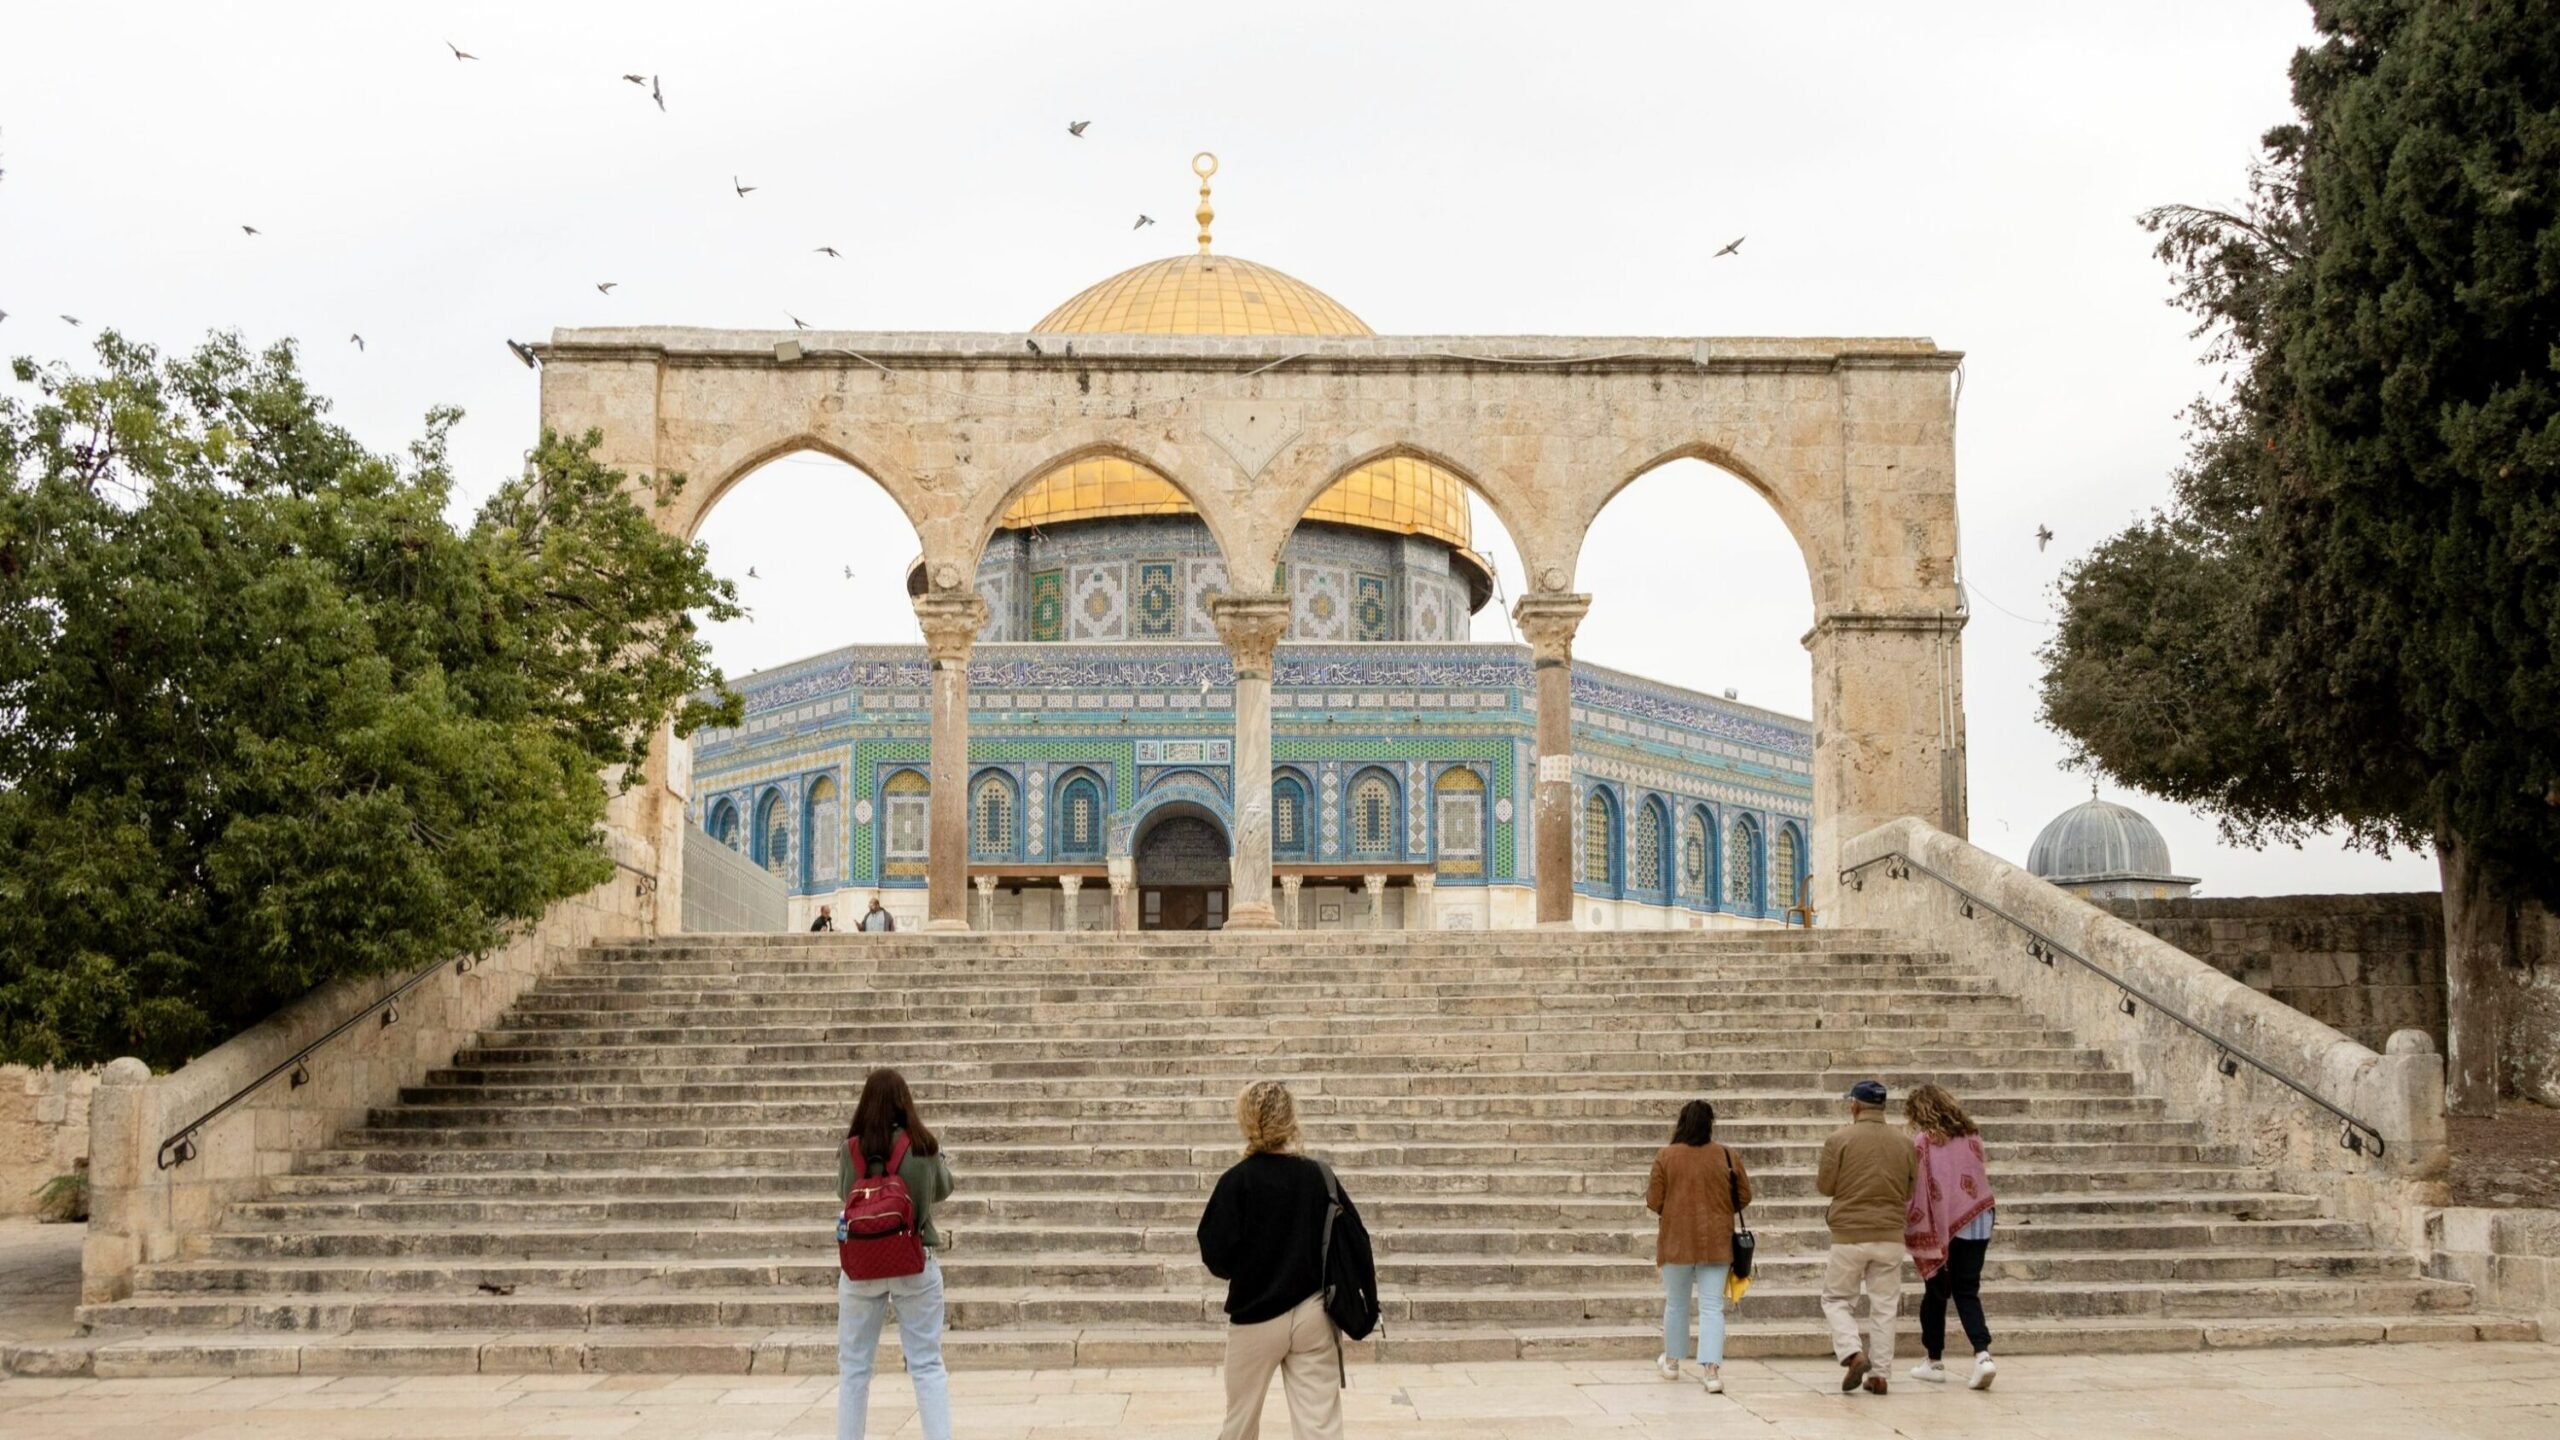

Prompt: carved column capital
[
  {"left": 1511, "top": 593, "right": 1593, "bottom": 665},
  {"left": 1207, "top": 593, "right": 1294, "bottom": 678},
  {"left": 913, "top": 592, "right": 989, "bottom": 665}
]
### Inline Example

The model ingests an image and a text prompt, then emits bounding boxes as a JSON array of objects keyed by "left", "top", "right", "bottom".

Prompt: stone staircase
[{"left": 73, "top": 930, "right": 2532, "bottom": 1374}]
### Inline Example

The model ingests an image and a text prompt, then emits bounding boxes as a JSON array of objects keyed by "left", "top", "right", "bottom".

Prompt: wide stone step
[
  {"left": 431, "top": 1048, "right": 2121, "bottom": 1083},
  {"left": 491, "top": 999, "right": 2029, "bottom": 1034},
  {"left": 68, "top": 1312, "right": 2537, "bottom": 1378},
  {"left": 92, "top": 1273, "right": 2481, "bottom": 1332},
  {"left": 408, "top": 1065, "right": 2136, "bottom": 1099},
  {"left": 448, "top": 1042, "right": 2104, "bottom": 1072}
]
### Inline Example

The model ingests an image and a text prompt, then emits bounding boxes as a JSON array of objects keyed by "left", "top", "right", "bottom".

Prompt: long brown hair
[
  {"left": 1669, "top": 1099, "right": 1716, "bottom": 1148},
  {"left": 1904, "top": 1083, "right": 1979, "bottom": 1141},
  {"left": 847, "top": 1067, "right": 939, "bottom": 1170}
]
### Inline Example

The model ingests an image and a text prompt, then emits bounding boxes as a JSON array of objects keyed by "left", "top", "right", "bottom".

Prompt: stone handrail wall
[
  {"left": 1837, "top": 818, "right": 2446, "bottom": 1239},
  {"left": 2, "top": 1066, "right": 98, "bottom": 1217},
  {"left": 81, "top": 874, "right": 653, "bottom": 1304},
  {"left": 2428, "top": 1207, "right": 2560, "bottom": 1340}
]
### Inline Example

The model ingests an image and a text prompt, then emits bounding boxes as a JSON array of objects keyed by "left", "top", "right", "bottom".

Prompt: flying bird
[
  {"left": 622, "top": 73, "right": 646, "bottom": 85},
  {"left": 814, "top": 246, "right": 840, "bottom": 257},
  {"left": 2035, "top": 525, "right": 2054, "bottom": 552},
  {"left": 0, "top": 310, "right": 9, "bottom": 324},
  {"left": 596, "top": 281, "right": 618, "bottom": 295},
  {"left": 1132, "top": 214, "right": 1154, "bottom": 230},
  {"left": 746, "top": 566, "right": 760, "bottom": 579},
  {"left": 240, "top": 225, "right": 260, "bottom": 236},
  {"left": 843, "top": 567, "right": 854, "bottom": 579},
  {"left": 733, "top": 175, "right": 757, "bottom": 198},
  {"left": 349, "top": 333, "right": 364, "bottom": 351},
  {"left": 446, "top": 41, "right": 476, "bottom": 61},
  {"left": 786, "top": 312, "right": 810, "bottom": 330},
  {"left": 61, "top": 315, "right": 80, "bottom": 326},
  {"left": 1067, "top": 120, "right": 1090, "bottom": 137},
  {"left": 651, "top": 75, "right": 664, "bottom": 112},
  {"left": 1713, "top": 236, "right": 1745, "bottom": 258}
]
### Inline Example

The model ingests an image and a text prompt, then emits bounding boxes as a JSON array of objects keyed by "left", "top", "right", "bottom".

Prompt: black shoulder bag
[
  {"left": 1312, "top": 1157, "right": 1380, "bottom": 1387},
  {"left": 1724, "top": 1146, "right": 1755, "bottom": 1280}
]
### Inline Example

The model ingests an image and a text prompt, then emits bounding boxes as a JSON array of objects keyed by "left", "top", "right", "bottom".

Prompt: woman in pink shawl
[{"left": 1902, "top": 1084, "right": 1997, "bottom": 1390}]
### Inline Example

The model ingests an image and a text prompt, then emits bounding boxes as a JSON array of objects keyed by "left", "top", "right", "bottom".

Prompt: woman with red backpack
[{"left": 835, "top": 1068, "right": 956, "bottom": 1440}]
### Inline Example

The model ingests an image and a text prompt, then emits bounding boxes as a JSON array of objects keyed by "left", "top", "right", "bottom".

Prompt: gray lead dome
[{"left": 2028, "top": 795, "right": 2195, "bottom": 895}]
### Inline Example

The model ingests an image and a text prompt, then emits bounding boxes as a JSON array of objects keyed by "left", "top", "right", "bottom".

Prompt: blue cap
[{"left": 1848, "top": 1080, "right": 1889, "bottom": 1105}]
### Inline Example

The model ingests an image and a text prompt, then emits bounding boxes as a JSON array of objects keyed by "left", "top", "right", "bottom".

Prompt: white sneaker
[
  {"left": 1968, "top": 1353, "right": 1997, "bottom": 1391},
  {"left": 1698, "top": 1365, "right": 1724, "bottom": 1395},
  {"left": 1656, "top": 1353, "right": 1680, "bottom": 1380},
  {"left": 1909, "top": 1360, "right": 1948, "bottom": 1383}
]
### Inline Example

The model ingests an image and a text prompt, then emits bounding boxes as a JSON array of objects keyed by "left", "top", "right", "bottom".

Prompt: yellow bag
[{"left": 1724, "top": 1269, "right": 1751, "bottom": 1307}]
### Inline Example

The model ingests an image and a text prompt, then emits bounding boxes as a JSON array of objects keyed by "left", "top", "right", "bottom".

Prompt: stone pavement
[
  {"left": 0, "top": 1221, "right": 82, "bottom": 1345},
  {"left": 0, "top": 1342, "right": 2550, "bottom": 1439}
]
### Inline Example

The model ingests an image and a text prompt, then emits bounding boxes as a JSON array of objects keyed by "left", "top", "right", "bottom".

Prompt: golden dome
[{"left": 1005, "top": 156, "right": 1486, "bottom": 603}]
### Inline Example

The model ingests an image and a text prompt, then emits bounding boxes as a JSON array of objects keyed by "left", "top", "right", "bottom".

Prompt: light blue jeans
[
  {"left": 1661, "top": 1262, "right": 1731, "bottom": 1365},
  {"left": 837, "top": 1257, "right": 952, "bottom": 1440}
]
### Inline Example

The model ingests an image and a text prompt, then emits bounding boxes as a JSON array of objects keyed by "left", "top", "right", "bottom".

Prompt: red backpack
[{"left": 837, "top": 1132, "right": 926, "bottom": 1281}]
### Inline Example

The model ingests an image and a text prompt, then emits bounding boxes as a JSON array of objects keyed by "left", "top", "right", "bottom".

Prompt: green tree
[
  {"left": 0, "top": 332, "right": 741, "bottom": 1069},
  {"left": 2042, "top": 0, "right": 2560, "bottom": 1114}
]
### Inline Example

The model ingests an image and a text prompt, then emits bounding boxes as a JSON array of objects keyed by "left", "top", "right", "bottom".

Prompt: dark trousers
[{"left": 1920, "top": 1236, "right": 1992, "bottom": 1359}]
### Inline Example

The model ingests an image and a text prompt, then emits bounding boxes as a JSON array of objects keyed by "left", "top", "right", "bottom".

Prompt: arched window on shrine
[
  {"left": 756, "top": 790, "right": 790, "bottom": 878},
  {"left": 1680, "top": 807, "right": 1712, "bottom": 902},
  {"left": 1053, "top": 771, "right": 1105, "bottom": 860},
  {"left": 1726, "top": 814, "right": 1762, "bottom": 912},
  {"left": 1432, "top": 767, "right": 1485, "bottom": 876},
  {"left": 709, "top": 798, "right": 742, "bottom": 852},
  {"left": 1631, "top": 795, "right": 1669, "bottom": 897},
  {"left": 1349, "top": 769, "right": 1399, "bottom": 859},
  {"left": 805, "top": 775, "right": 843, "bottom": 888},
  {"left": 1773, "top": 823, "right": 1804, "bottom": 913},
  {"left": 1581, "top": 787, "right": 1620, "bottom": 891},
  {"left": 971, "top": 771, "right": 1018, "bottom": 860},
  {"left": 882, "top": 769, "right": 930, "bottom": 879},
  {"left": 1272, "top": 772, "right": 1312, "bottom": 860}
]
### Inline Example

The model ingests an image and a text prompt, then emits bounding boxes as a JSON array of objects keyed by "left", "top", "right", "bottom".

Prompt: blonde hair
[
  {"left": 1236, "top": 1080, "right": 1301, "bottom": 1155},
  {"left": 1904, "top": 1083, "right": 1979, "bottom": 1141}
]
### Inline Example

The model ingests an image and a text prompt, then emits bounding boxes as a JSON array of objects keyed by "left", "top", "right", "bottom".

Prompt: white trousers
[
  {"left": 1820, "top": 1240, "right": 1904, "bottom": 1368},
  {"left": 1217, "top": 1294, "right": 1343, "bottom": 1440}
]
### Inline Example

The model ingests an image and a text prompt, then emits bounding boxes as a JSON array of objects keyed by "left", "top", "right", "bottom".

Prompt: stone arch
[
  {"left": 706, "top": 796, "right": 742, "bottom": 851},
  {"left": 1255, "top": 439, "right": 1553, "bottom": 602},
  {"left": 676, "top": 432, "right": 925, "bottom": 546},
  {"left": 1572, "top": 443, "right": 1834, "bottom": 610},
  {"left": 965, "top": 437, "right": 1242, "bottom": 577},
  {"left": 1117, "top": 785, "right": 1233, "bottom": 855}
]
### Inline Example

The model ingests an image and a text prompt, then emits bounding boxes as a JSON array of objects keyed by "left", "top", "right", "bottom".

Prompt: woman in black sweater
[{"left": 1197, "top": 1079, "right": 1354, "bottom": 1440}]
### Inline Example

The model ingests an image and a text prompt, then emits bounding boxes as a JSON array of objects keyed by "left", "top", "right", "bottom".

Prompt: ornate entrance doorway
[{"left": 1135, "top": 812, "right": 1231, "bottom": 931}]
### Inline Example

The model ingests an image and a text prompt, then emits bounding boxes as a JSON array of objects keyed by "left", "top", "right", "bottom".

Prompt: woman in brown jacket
[{"left": 1644, "top": 1099, "right": 1752, "bottom": 1393}]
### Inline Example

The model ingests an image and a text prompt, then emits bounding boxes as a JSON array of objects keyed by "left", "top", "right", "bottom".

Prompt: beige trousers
[
  {"left": 1820, "top": 1240, "right": 1904, "bottom": 1368},
  {"left": 1217, "top": 1294, "right": 1343, "bottom": 1440}
]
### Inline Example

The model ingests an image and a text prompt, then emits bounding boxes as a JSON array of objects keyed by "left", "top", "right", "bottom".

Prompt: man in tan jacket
[{"left": 1817, "top": 1079, "right": 1916, "bottom": 1394}]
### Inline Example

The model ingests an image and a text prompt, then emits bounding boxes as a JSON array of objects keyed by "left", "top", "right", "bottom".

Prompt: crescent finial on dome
[{"left": 1192, "top": 151, "right": 1217, "bottom": 255}]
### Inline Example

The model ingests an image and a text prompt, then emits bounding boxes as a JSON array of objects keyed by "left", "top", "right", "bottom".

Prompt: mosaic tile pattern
[
  {"left": 1354, "top": 575, "right": 1391, "bottom": 642},
  {"left": 1027, "top": 570, "right": 1064, "bottom": 642},
  {"left": 1181, "top": 558, "right": 1226, "bottom": 641},
  {"left": 1293, "top": 565, "right": 1349, "bottom": 641},
  {"left": 1134, "top": 561, "right": 1179, "bottom": 639},
  {"left": 1069, "top": 563, "right": 1127, "bottom": 641}
]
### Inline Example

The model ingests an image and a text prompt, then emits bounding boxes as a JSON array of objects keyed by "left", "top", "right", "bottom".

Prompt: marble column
[
  {"left": 1208, "top": 593, "right": 1293, "bottom": 931},
  {"left": 1408, "top": 874, "right": 1436, "bottom": 932},
  {"left": 1513, "top": 594, "right": 1592, "bottom": 928},
  {"left": 1279, "top": 875, "right": 1303, "bottom": 930},
  {"left": 973, "top": 874, "right": 997, "bottom": 932},
  {"left": 914, "top": 592, "right": 989, "bottom": 932},
  {"left": 1363, "top": 874, "right": 1388, "bottom": 931},
  {"left": 1058, "top": 875, "right": 1082, "bottom": 933},
  {"left": 1108, "top": 855, "right": 1136, "bottom": 932}
]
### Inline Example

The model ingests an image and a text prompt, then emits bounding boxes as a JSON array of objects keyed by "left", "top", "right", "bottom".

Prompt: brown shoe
[
  {"left": 1840, "top": 1353, "right": 1869, "bottom": 1391},
  {"left": 1863, "top": 1374, "right": 1889, "bottom": 1396}
]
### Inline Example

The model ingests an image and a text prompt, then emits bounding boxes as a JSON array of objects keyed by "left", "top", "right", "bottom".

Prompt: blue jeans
[
  {"left": 1661, "top": 1262, "right": 1730, "bottom": 1365},
  {"left": 837, "top": 1257, "right": 952, "bottom": 1440}
]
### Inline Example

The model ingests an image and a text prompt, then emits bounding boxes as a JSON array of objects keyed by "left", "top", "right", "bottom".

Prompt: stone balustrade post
[
  {"left": 1512, "top": 593, "right": 1592, "bottom": 928},
  {"left": 1408, "top": 873, "right": 1436, "bottom": 931},
  {"left": 973, "top": 874, "right": 998, "bottom": 932},
  {"left": 913, "top": 591, "right": 989, "bottom": 931},
  {"left": 1059, "top": 875, "right": 1082, "bottom": 933},
  {"left": 1279, "top": 875, "right": 1303, "bottom": 930},
  {"left": 1108, "top": 856, "right": 1136, "bottom": 932},
  {"left": 1363, "top": 873, "right": 1388, "bottom": 931}
]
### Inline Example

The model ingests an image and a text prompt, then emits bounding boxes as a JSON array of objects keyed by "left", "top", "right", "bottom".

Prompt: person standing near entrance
[
  {"left": 1817, "top": 1079, "right": 1915, "bottom": 1396},
  {"left": 810, "top": 905, "right": 837, "bottom": 932},
  {"left": 1644, "top": 1098, "right": 1751, "bottom": 1394},
  {"left": 834, "top": 1069, "right": 954, "bottom": 1440},
  {"left": 1196, "top": 1080, "right": 1355, "bottom": 1440},
  {"left": 1903, "top": 1083, "right": 1998, "bottom": 1390},
  {"left": 858, "top": 894, "right": 895, "bottom": 932}
]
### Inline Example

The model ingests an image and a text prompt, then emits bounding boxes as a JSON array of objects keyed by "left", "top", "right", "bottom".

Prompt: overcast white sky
[{"left": 0, "top": 1, "right": 2438, "bottom": 895}]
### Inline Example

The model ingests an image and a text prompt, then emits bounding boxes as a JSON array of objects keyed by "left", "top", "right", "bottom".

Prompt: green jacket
[
  {"left": 1816, "top": 1112, "right": 1915, "bottom": 1244},
  {"left": 837, "top": 1133, "right": 955, "bottom": 1250}
]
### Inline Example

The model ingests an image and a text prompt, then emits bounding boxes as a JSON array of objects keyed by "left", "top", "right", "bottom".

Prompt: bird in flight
[
  {"left": 1067, "top": 120, "right": 1090, "bottom": 137},
  {"left": 1714, "top": 236, "right": 1745, "bottom": 258},
  {"left": 734, "top": 175, "right": 757, "bottom": 198},
  {"left": 2035, "top": 525, "right": 2054, "bottom": 552},
  {"left": 349, "top": 333, "right": 364, "bottom": 351},
  {"left": 61, "top": 315, "right": 80, "bottom": 326},
  {"left": 746, "top": 566, "right": 760, "bottom": 580},
  {"left": 446, "top": 41, "right": 476, "bottom": 61},
  {"left": 843, "top": 566, "right": 854, "bottom": 580},
  {"left": 1133, "top": 214, "right": 1154, "bottom": 230},
  {"left": 622, "top": 73, "right": 646, "bottom": 85},
  {"left": 651, "top": 75, "right": 664, "bottom": 112},
  {"left": 814, "top": 246, "right": 840, "bottom": 257},
  {"left": 241, "top": 224, "right": 260, "bottom": 236},
  {"left": 786, "top": 312, "right": 810, "bottom": 330},
  {"left": 596, "top": 282, "right": 618, "bottom": 295}
]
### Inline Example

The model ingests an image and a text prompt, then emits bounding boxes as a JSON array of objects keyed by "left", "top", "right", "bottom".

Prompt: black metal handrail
[
  {"left": 157, "top": 860, "right": 659, "bottom": 1171},
  {"left": 1841, "top": 849, "right": 2388, "bottom": 1160}
]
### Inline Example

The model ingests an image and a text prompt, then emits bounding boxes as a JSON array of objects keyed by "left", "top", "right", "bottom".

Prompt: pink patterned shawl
[{"left": 1903, "top": 1130, "right": 1995, "bottom": 1280}]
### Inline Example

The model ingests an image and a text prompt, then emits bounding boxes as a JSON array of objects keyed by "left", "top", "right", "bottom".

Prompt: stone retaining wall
[
  {"left": 0, "top": 1068, "right": 97, "bottom": 1219},
  {"left": 2428, "top": 1207, "right": 2560, "bottom": 1341},
  {"left": 2100, "top": 894, "right": 2446, "bottom": 1055},
  {"left": 81, "top": 865, "right": 656, "bottom": 1304}
]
